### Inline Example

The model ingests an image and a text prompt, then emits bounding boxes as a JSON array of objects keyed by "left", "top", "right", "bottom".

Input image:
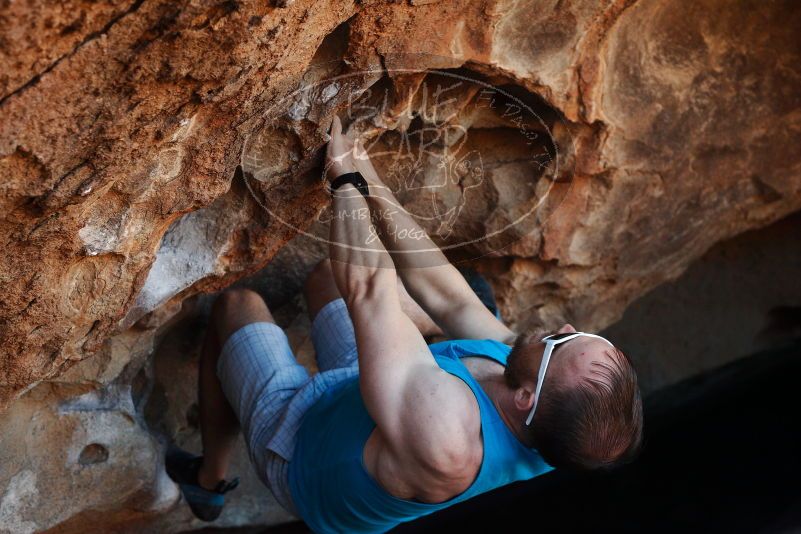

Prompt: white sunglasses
[{"left": 524, "top": 332, "right": 614, "bottom": 426}]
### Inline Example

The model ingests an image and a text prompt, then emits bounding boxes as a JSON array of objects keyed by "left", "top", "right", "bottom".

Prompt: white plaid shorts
[{"left": 217, "top": 298, "right": 360, "bottom": 517}]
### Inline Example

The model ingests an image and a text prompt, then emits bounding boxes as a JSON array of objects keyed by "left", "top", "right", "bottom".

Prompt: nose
[{"left": 557, "top": 323, "right": 577, "bottom": 334}]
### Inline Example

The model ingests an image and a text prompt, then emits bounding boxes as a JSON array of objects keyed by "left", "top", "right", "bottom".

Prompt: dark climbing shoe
[
  {"left": 458, "top": 267, "right": 502, "bottom": 320},
  {"left": 165, "top": 446, "right": 239, "bottom": 522}
]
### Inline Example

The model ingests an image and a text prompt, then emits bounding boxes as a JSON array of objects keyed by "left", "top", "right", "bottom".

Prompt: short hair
[{"left": 505, "top": 341, "right": 644, "bottom": 471}]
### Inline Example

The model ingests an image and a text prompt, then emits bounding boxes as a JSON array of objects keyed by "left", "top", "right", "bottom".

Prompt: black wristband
[{"left": 330, "top": 172, "right": 370, "bottom": 197}]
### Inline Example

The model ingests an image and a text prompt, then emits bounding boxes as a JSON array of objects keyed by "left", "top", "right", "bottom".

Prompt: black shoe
[{"left": 165, "top": 446, "right": 240, "bottom": 522}]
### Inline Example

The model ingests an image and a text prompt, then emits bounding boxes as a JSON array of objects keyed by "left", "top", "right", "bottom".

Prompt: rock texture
[{"left": 1, "top": 0, "right": 800, "bottom": 531}]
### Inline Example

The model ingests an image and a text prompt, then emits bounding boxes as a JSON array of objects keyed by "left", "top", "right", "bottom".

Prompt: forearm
[
  {"left": 329, "top": 184, "right": 396, "bottom": 306},
  {"left": 364, "top": 182, "right": 475, "bottom": 315},
  {"left": 358, "top": 162, "right": 513, "bottom": 342}
]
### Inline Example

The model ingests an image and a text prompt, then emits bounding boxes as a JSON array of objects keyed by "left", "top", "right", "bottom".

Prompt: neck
[{"left": 478, "top": 374, "right": 535, "bottom": 448}]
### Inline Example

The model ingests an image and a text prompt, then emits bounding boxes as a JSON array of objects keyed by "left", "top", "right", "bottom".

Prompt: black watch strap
[{"left": 330, "top": 172, "right": 369, "bottom": 197}]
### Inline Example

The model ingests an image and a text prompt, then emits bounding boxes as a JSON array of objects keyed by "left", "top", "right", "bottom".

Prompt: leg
[
  {"left": 304, "top": 259, "right": 442, "bottom": 337},
  {"left": 197, "top": 288, "right": 274, "bottom": 490}
]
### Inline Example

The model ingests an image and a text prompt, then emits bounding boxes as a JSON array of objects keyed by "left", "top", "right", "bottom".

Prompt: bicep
[{"left": 351, "top": 288, "right": 482, "bottom": 482}]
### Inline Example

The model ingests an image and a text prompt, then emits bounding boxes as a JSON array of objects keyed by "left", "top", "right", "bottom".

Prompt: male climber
[{"left": 166, "top": 116, "right": 644, "bottom": 532}]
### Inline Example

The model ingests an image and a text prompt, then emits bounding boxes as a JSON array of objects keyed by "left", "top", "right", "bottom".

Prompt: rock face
[
  {"left": 602, "top": 211, "right": 801, "bottom": 394},
  {"left": 1, "top": 0, "right": 800, "bottom": 531}
]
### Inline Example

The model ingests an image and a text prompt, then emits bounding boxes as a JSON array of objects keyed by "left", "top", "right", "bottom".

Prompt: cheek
[{"left": 504, "top": 349, "right": 515, "bottom": 370}]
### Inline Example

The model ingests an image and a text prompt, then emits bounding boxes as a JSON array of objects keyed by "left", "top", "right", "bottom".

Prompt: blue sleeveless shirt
[{"left": 288, "top": 339, "right": 553, "bottom": 533}]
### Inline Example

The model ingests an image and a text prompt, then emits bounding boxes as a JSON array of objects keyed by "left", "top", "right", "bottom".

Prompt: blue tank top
[{"left": 288, "top": 339, "right": 553, "bottom": 533}]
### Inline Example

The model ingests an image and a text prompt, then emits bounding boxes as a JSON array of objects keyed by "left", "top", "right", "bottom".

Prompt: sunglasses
[{"left": 524, "top": 331, "right": 614, "bottom": 426}]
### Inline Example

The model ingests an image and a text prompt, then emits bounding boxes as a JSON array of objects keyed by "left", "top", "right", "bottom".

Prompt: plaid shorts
[{"left": 217, "top": 298, "right": 359, "bottom": 517}]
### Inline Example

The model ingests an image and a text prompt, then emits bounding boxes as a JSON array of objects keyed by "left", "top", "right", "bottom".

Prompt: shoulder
[{"left": 396, "top": 367, "right": 483, "bottom": 477}]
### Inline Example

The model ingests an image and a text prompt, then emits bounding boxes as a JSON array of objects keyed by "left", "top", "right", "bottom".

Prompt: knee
[
  {"left": 303, "top": 259, "right": 344, "bottom": 321},
  {"left": 213, "top": 288, "right": 264, "bottom": 315},
  {"left": 211, "top": 288, "right": 274, "bottom": 343}
]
